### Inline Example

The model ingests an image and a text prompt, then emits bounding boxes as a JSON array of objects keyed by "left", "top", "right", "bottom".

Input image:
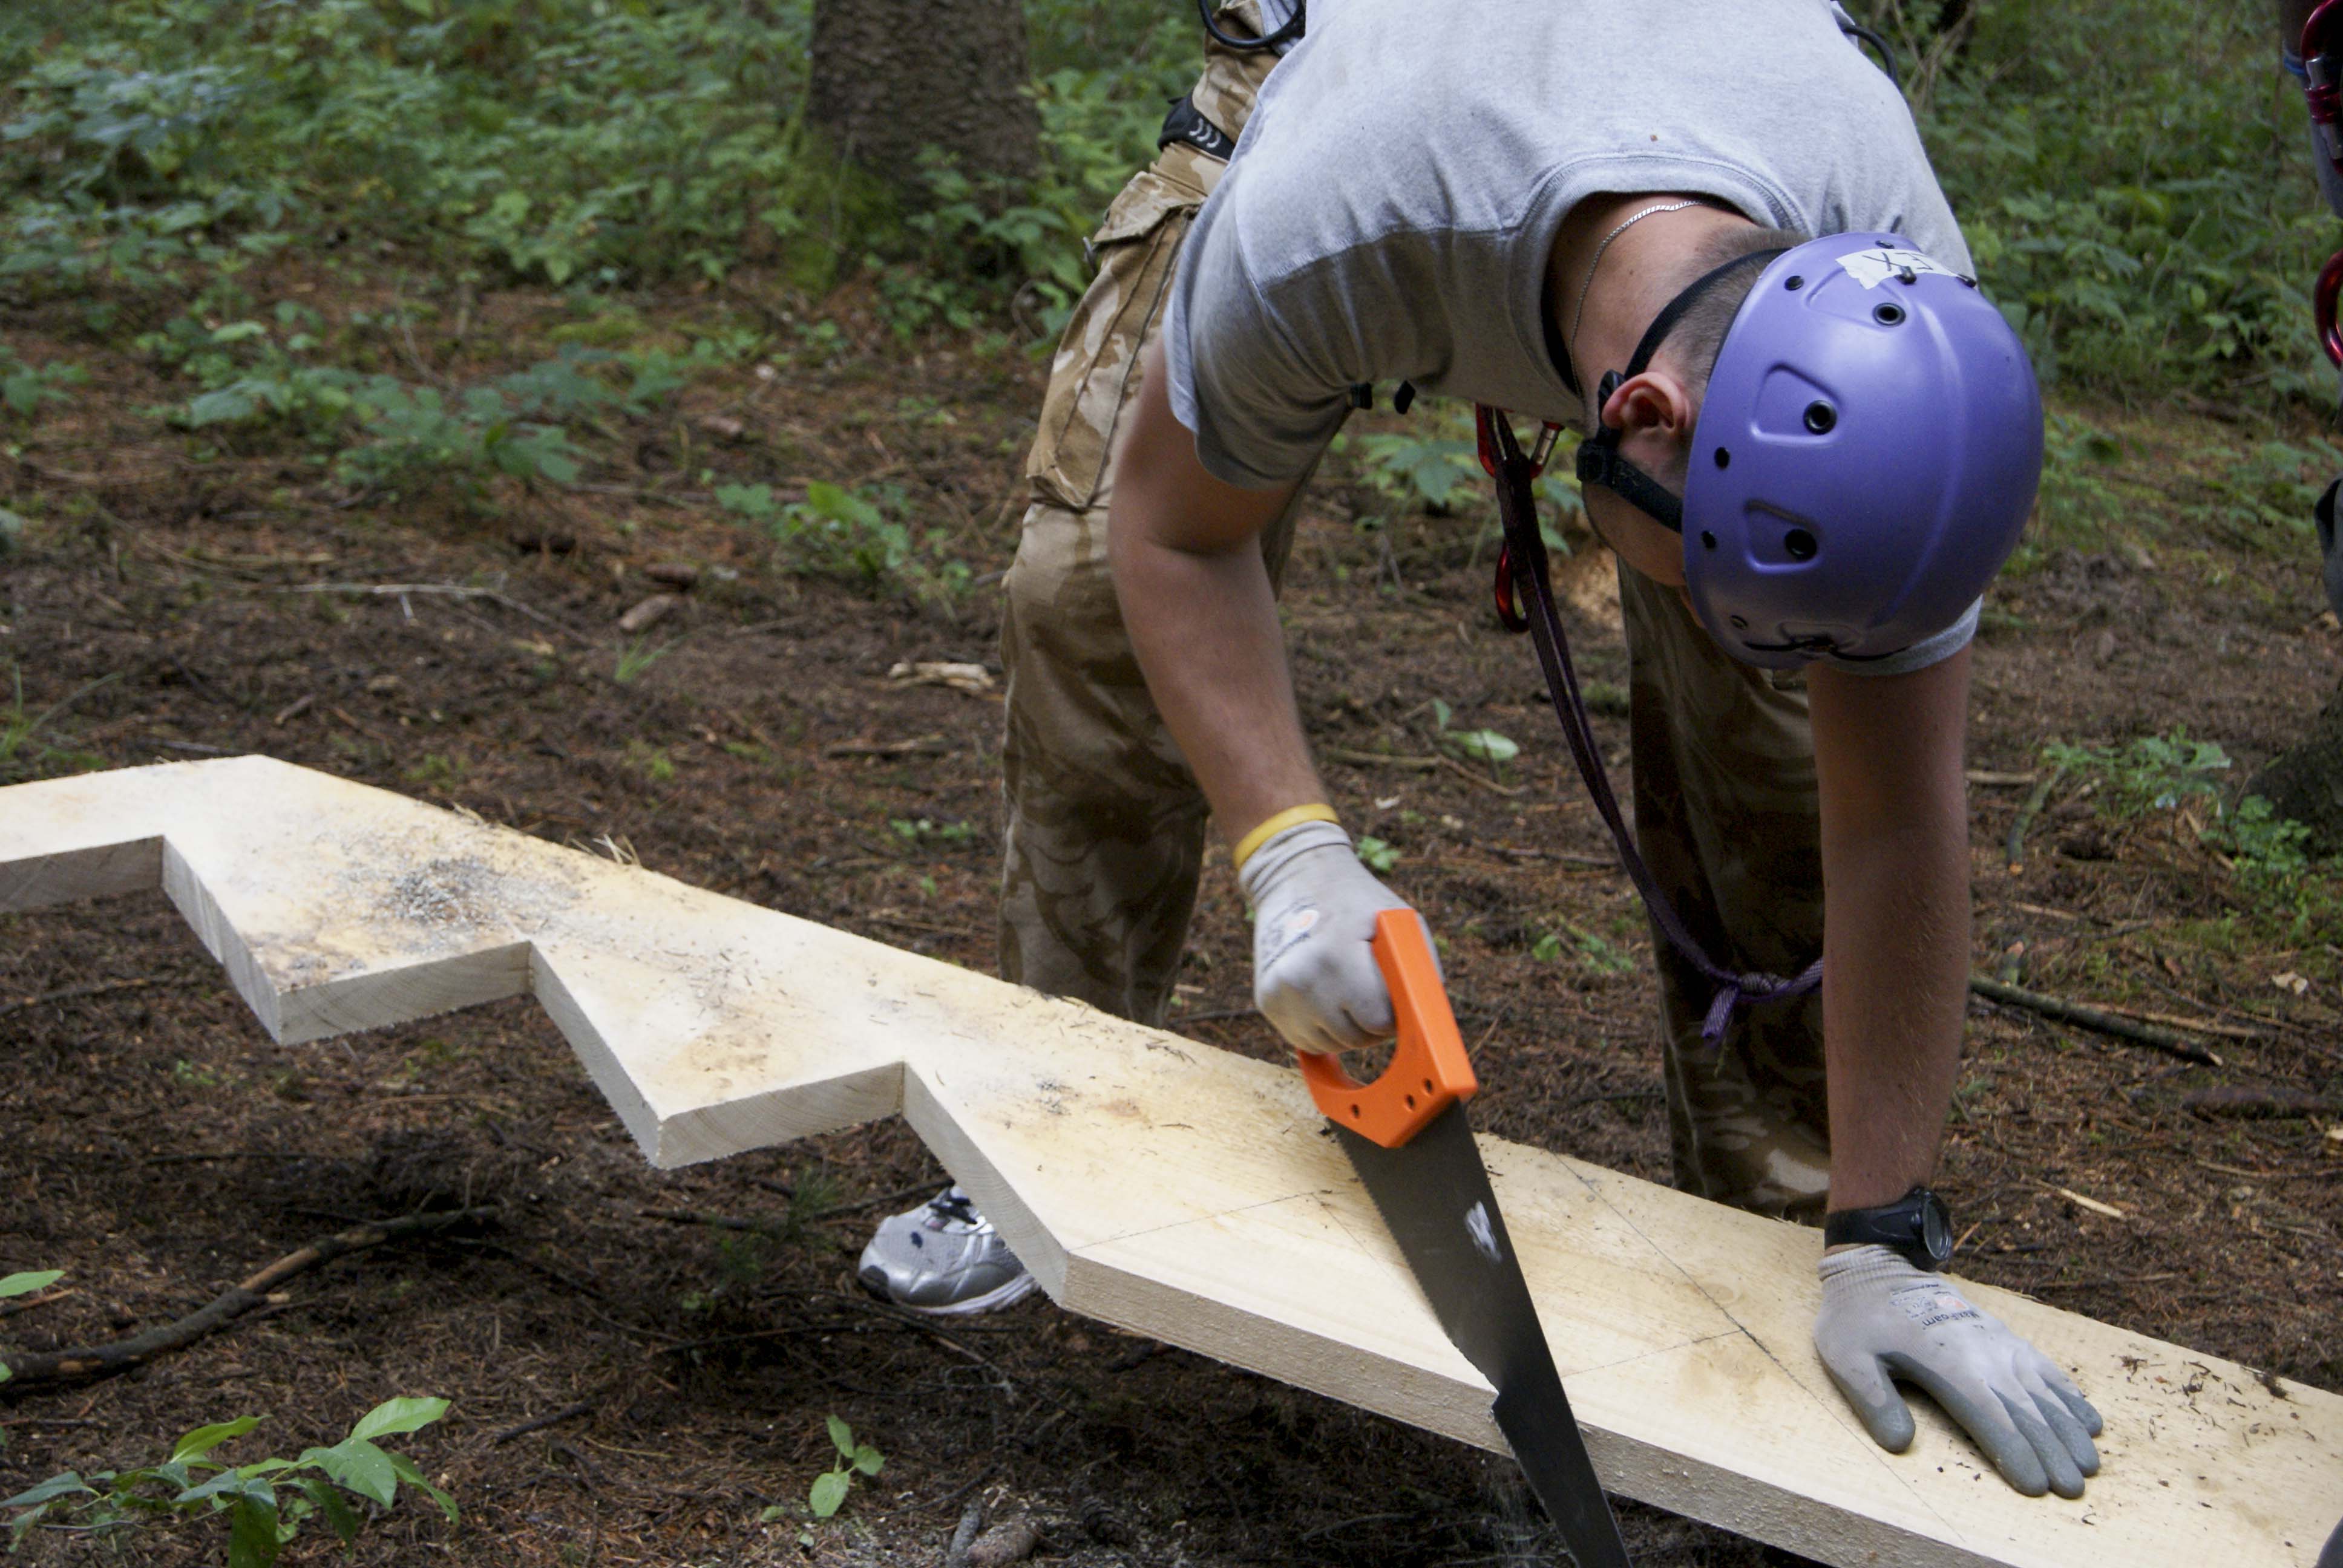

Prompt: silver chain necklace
[{"left": 1566, "top": 200, "right": 1699, "bottom": 358}]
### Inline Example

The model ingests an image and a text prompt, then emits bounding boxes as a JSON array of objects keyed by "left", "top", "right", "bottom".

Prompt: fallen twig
[
  {"left": 278, "top": 582, "right": 578, "bottom": 638},
  {"left": 640, "top": 1207, "right": 765, "bottom": 1232},
  {"left": 2004, "top": 763, "right": 2065, "bottom": 875},
  {"left": 0, "top": 976, "right": 160, "bottom": 1021},
  {"left": 0, "top": 1289, "right": 75, "bottom": 1321},
  {"left": 822, "top": 734, "right": 949, "bottom": 759},
  {"left": 491, "top": 1401, "right": 595, "bottom": 1445},
  {"left": 2032, "top": 1273, "right": 2178, "bottom": 1291},
  {"left": 1967, "top": 975, "right": 2221, "bottom": 1065},
  {"left": 0, "top": 1207, "right": 493, "bottom": 1385},
  {"left": 1322, "top": 746, "right": 1440, "bottom": 772},
  {"left": 1485, "top": 843, "right": 1620, "bottom": 871},
  {"left": 1435, "top": 750, "right": 1526, "bottom": 797},
  {"left": 2180, "top": 1086, "right": 2329, "bottom": 1119},
  {"left": 2075, "top": 1001, "right": 2266, "bottom": 1042}
]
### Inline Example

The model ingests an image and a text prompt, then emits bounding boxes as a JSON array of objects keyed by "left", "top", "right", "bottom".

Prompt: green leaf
[
  {"left": 0, "top": 1271, "right": 61, "bottom": 1300},
  {"left": 1430, "top": 698, "right": 1453, "bottom": 731},
  {"left": 851, "top": 1445, "right": 883, "bottom": 1477},
  {"left": 385, "top": 1448, "right": 460, "bottom": 1523},
  {"left": 758, "top": 1503, "right": 789, "bottom": 1523},
  {"left": 171, "top": 1416, "right": 261, "bottom": 1464},
  {"left": 808, "top": 1470, "right": 850, "bottom": 1518},
  {"left": 2, "top": 1473, "right": 93, "bottom": 1509},
  {"left": 349, "top": 1396, "right": 450, "bottom": 1443},
  {"left": 313, "top": 1439, "right": 398, "bottom": 1506},
  {"left": 1450, "top": 729, "right": 1519, "bottom": 764},
  {"left": 1355, "top": 835, "right": 1401, "bottom": 875},
  {"left": 174, "top": 1471, "right": 242, "bottom": 1506},
  {"left": 295, "top": 1474, "right": 360, "bottom": 1541},
  {"left": 227, "top": 1494, "right": 283, "bottom": 1568},
  {"left": 825, "top": 1415, "right": 854, "bottom": 1459}
]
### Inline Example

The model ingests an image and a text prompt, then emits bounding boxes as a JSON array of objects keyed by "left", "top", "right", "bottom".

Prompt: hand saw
[{"left": 1301, "top": 910, "right": 1633, "bottom": 1567}]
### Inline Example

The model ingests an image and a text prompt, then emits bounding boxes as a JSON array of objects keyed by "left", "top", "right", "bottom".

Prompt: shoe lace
[{"left": 926, "top": 1189, "right": 979, "bottom": 1227}]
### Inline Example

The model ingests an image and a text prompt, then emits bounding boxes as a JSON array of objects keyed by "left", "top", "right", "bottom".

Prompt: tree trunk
[
  {"left": 2248, "top": 677, "right": 2343, "bottom": 854},
  {"left": 808, "top": 0, "right": 1041, "bottom": 204}
]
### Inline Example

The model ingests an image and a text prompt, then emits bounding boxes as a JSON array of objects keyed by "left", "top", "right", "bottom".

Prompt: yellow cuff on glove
[{"left": 1230, "top": 803, "right": 1341, "bottom": 876}]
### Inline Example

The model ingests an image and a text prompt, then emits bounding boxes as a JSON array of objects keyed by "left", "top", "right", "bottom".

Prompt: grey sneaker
[{"left": 856, "top": 1186, "right": 1038, "bottom": 1315}]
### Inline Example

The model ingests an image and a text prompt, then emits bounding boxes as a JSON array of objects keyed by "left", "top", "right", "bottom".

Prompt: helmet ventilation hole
[
  {"left": 1713, "top": 446, "right": 1731, "bottom": 469},
  {"left": 1784, "top": 528, "right": 1818, "bottom": 561},
  {"left": 1784, "top": 275, "right": 1806, "bottom": 292},
  {"left": 1699, "top": 530, "right": 1718, "bottom": 550},
  {"left": 1873, "top": 301, "right": 1907, "bottom": 325},
  {"left": 1803, "top": 401, "right": 1837, "bottom": 434}
]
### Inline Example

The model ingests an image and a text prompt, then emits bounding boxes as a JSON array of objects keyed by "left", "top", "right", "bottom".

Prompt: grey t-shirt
[{"left": 1161, "top": 0, "right": 1976, "bottom": 673}]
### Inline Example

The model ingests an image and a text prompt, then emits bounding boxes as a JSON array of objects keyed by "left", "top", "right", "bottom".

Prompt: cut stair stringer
[{"left": 0, "top": 758, "right": 2333, "bottom": 1568}]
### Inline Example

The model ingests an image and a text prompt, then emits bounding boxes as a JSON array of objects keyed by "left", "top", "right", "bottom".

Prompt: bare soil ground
[{"left": 1, "top": 272, "right": 2338, "bottom": 1567}]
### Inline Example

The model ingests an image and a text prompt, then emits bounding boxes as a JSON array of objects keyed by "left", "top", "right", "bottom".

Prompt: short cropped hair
[
  {"left": 1666, "top": 223, "right": 1810, "bottom": 394},
  {"left": 1636, "top": 223, "right": 1806, "bottom": 485}
]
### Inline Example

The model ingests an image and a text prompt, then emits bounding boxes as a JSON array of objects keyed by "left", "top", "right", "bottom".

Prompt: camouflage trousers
[{"left": 997, "top": 25, "right": 1832, "bottom": 1218}]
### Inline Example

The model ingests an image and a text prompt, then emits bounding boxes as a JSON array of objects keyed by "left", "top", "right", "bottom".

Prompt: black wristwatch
[{"left": 1823, "top": 1185, "right": 1953, "bottom": 1272}]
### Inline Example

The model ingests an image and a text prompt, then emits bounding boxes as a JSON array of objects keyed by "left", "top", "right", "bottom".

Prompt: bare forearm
[
  {"left": 1113, "top": 529, "right": 1324, "bottom": 832},
  {"left": 1106, "top": 338, "right": 1321, "bottom": 837},
  {"left": 1810, "top": 652, "right": 1973, "bottom": 1213}
]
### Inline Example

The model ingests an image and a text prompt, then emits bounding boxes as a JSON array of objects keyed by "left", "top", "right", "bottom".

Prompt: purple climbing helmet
[{"left": 1577, "top": 231, "right": 2043, "bottom": 669}]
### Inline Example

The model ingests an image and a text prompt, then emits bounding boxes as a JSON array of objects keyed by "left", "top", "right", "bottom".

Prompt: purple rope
[{"left": 1480, "top": 407, "right": 1821, "bottom": 1044}]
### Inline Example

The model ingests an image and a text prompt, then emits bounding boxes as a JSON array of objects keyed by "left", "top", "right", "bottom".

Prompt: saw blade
[{"left": 1333, "top": 1104, "right": 1631, "bottom": 1568}]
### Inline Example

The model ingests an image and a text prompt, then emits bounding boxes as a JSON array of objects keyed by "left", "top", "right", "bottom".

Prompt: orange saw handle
[{"left": 1299, "top": 909, "right": 1480, "bottom": 1148}]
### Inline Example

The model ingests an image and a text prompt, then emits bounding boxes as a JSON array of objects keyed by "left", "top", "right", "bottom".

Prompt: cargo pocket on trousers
[{"left": 1025, "top": 171, "right": 1201, "bottom": 513}]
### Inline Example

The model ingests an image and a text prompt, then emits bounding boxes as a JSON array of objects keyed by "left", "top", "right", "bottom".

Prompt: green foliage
[
  {"left": 152, "top": 316, "right": 687, "bottom": 495},
  {"left": 1427, "top": 699, "right": 1518, "bottom": 768},
  {"left": 2194, "top": 438, "right": 2340, "bottom": 550},
  {"left": 1850, "top": 0, "right": 2333, "bottom": 399},
  {"left": 2043, "top": 731, "right": 2338, "bottom": 930},
  {"left": 1355, "top": 431, "right": 1483, "bottom": 514},
  {"left": 0, "top": 668, "right": 113, "bottom": 785},
  {"left": 2022, "top": 413, "right": 2129, "bottom": 556},
  {"left": 1529, "top": 921, "right": 1638, "bottom": 976},
  {"left": 806, "top": 1416, "right": 882, "bottom": 1520},
  {"left": 0, "top": 0, "right": 824, "bottom": 293},
  {"left": 0, "top": 350, "right": 86, "bottom": 419},
  {"left": 2043, "top": 731, "right": 2233, "bottom": 817},
  {"left": 612, "top": 637, "right": 676, "bottom": 686},
  {"left": 1355, "top": 835, "right": 1401, "bottom": 875},
  {"left": 2, "top": 1396, "right": 456, "bottom": 1565},
  {"left": 718, "top": 479, "right": 969, "bottom": 606}
]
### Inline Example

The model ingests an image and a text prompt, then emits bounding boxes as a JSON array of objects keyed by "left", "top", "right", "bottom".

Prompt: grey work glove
[
  {"left": 1238, "top": 819, "right": 1424, "bottom": 1054},
  {"left": 1815, "top": 1246, "right": 2103, "bottom": 1498}
]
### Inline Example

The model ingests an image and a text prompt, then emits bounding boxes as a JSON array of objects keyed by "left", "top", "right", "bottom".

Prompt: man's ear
[{"left": 1598, "top": 368, "right": 1696, "bottom": 445}]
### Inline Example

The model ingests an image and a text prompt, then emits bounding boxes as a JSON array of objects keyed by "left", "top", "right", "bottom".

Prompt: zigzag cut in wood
[{"left": 1, "top": 758, "right": 2335, "bottom": 1568}]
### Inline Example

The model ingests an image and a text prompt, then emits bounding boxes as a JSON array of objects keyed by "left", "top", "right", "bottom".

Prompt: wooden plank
[{"left": 0, "top": 757, "right": 2335, "bottom": 1567}]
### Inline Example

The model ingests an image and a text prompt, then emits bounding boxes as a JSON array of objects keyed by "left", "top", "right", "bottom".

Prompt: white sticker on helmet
[{"left": 1838, "top": 246, "right": 1957, "bottom": 289}]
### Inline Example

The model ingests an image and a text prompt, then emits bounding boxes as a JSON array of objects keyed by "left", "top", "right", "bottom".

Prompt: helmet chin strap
[{"left": 1573, "top": 247, "right": 1788, "bottom": 534}]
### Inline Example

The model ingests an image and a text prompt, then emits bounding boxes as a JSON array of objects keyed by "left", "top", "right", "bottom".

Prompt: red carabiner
[{"left": 1493, "top": 543, "right": 1527, "bottom": 632}]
